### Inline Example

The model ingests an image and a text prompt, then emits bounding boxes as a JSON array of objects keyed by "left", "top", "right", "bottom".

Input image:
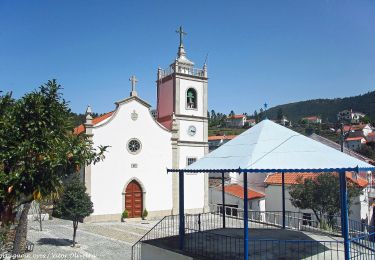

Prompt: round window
[{"left": 127, "top": 139, "right": 141, "bottom": 154}]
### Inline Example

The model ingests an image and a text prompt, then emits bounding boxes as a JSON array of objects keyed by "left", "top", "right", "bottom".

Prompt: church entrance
[{"left": 125, "top": 180, "right": 143, "bottom": 218}]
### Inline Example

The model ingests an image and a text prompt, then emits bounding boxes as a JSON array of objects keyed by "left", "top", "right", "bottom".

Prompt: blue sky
[{"left": 1, "top": 0, "right": 374, "bottom": 115}]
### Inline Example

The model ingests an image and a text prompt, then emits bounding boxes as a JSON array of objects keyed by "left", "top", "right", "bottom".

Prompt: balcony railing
[{"left": 159, "top": 66, "right": 206, "bottom": 78}]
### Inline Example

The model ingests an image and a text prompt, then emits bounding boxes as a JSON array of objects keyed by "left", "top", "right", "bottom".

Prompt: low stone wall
[
  {"left": 141, "top": 243, "right": 193, "bottom": 260},
  {"left": 85, "top": 208, "right": 204, "bottom": 223}
]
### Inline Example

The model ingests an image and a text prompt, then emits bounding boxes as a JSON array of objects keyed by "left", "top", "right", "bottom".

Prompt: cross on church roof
[
  {"left": 176, "top": 26, "right": 187, "bottom": 46},
  {"left": 129, "top": 75, "right": 138, "bottom": 97}
]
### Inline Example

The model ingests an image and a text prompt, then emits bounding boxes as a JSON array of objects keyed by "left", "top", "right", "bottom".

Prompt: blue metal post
[
  {"left": 221, "top": 171, "right": 226, "bottom": 229},
  {"left": 282, "top": 171, "right": 286, "bottom": 229},
  {"left": 339, "top": 170, "right": 350, "bottom": 260},
  {"left": 243, "top": 171, "right": 249, "bottom": 260},
  {"left": 179, "top": 170, "right": 185, "bottom": 250}
]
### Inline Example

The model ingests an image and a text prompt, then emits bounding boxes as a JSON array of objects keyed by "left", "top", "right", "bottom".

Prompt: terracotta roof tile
[
  {"left": 303, "top": 116, "right": 320, "bottom": 120},
  {"left": 219, "top": 184, "right": 265, "bottom": 200},
  {"left": 265, "top": 172, "right": 368, "bottom": 188},
  {"left": 345, "top": 137, "right": 365, "bottom": 141},
  {"left": 208, "top": 135, "right": 237, "bottom": 141},
  {"left": 338, "top": 124, "right": 371, "bottom": 133},
  {"left": 74, "top": 111, "right": 114, "bottom": 135},
  {"left": 228, "top": 114, "right": 246, "bottom": 119}
]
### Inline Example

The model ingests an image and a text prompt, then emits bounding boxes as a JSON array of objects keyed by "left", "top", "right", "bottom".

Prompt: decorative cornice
[
  {"left": 178, "top": 140, "right": 209, "bottom": 146},
  {"left": 115, "top": 95, "right": 151, "bottom": 108},
  {"left": 175, "top": 114, "right": 208, "bottom": 121},
  {"left": 174, "top": 73, "right": 208, "bottom": 81}
]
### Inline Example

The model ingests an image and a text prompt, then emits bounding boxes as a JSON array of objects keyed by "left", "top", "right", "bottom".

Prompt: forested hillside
[{"left": 266, "top": 91, "right": 375, "bottom": 122}]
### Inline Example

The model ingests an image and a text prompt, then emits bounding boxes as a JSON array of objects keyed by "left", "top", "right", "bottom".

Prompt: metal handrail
[
  {"left": 131, "top": 215, "right": 168, "bottom": 260},
  {"left": 131, "top": 214, "right": 180, "bottom": 260},
  {"left": 131, "top": 207, "right": 375, "bottom": 260},
  {"left": 133, "top": 215, "right": 167, "bottom": 244}
]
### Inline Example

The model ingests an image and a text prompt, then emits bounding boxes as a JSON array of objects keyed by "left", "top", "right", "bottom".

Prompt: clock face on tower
[{"left": 187, "top": 125, "right": 197, "bottom": 136}]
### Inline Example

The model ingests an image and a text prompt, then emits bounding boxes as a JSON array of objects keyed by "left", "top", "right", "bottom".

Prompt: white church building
[{"left": 75, "top": 28, "right": 209, "bottom": 222}]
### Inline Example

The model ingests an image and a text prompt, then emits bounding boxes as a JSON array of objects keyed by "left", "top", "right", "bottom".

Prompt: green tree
[
  {"left": 55, "top": 176, "right": 93, "bottom": 247},
  {"left": 359, "top": 115, "right": 372, "bottom": 124},
  {"left": 229, "top": 110, "right": 235, "bottom": 117},
  {"left": 258, "top": 108, "right": 264, "bottom": 122},
  {"left": 0, "top": 80, "right": 107, "bottom": 256},
  {"left": 211, "top": 109, "right": 216, "bottom": 119},
  {"left": 356, "top": 145, "right": 375, "bottom": 160},
  {"left": 289, "top": 173, "right": 362, "bottom": 226},
  {"left": 277, "top": 108, "right": 284, "bottom": 121}
]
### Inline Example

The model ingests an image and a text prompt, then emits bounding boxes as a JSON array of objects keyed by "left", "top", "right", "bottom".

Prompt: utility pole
[{"left": 340, "top": 122, "right": 344, "bottom": 152}]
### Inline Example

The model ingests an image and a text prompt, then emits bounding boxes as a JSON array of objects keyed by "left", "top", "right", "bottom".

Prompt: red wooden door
[{"left": 125, "top": 180, "right": 143, "bottom": 218}]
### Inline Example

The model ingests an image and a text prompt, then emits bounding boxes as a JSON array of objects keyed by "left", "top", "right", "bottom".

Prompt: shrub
[
  {"left": 142, "top": 209, "right": 148, "bottom": 219},
  {"left": 122, "top": 210, "right": 129, "bottom": 219}
]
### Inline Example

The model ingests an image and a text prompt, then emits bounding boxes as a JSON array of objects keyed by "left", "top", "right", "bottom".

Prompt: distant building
[
  {"left": 264, "top": 172, "right": 369, "bottom": 224},
  {"left": 339, "top": 124, "right": 373, "bottom": 137},
  {"left": 226, "top": 114, "right": 246, "bottom": 128},
  {"left": 245, "top": 118, "right": 256, "bottom": 127},
  {"left": 345, "top": 136, "right": 367, "bottom": 151},
  {"left": 366, "top": 132, "right": 375, "bottom": 143},
  {"left": 302, "top": 116, "right": 322, "bottom": 124},
  {"left": 337, "top": 109, "right": 366, "bottom": 124},
  {"left": 208, "top": 135, "right": 237, "bottom": 152},
  {"left": 308, "top": 133, "right": 374, "bottom": 165},
  {"left": 280, "top": 116, "right": 291, "bottom": 126},
  {"left": 210, "top": 184, "right": 265, "bottom": 215}
]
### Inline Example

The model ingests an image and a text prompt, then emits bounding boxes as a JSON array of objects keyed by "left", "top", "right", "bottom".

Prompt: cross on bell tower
[
  {"left": 129, "top": 75, "right": 138, "bottom": 97},
  {"left": 176, "top": 26, "right": 188, "bottom": 58},
  {"left": 176, "top": 26, "right": 187, "bottom": 47}
]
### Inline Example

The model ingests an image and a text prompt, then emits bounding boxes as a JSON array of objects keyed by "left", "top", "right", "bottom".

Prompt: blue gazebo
[{"left": 168, "top": 120, "right": 375, "bottom": 260}]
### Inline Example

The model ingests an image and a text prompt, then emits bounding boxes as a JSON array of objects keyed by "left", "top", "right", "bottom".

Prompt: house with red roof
[
  {"left": 264, "top": 172, "right": 369, "bottom": 224},
  {"left": 366, "top": 132, "right": 375, "bottom": 143},
  {"left": 302, "top": 116, "right": 322, "bottom": 124},
  {"left": 346, "top": 124, "right": 373, "bottom": 137},
  {"left": 245, "top": 118, "right": 256, "bottom": 127},
  {"left": 345, "top": 136, "right": 367, "bottom": 151},
  {"left": 210, "top": 184, "right": 265, "bottom": 215},
  {"left": 208, "top": 135, "right": 237, "bottom": 151},
  {"left": 226, "top": 114, "right": 246, "bottom": 128}
]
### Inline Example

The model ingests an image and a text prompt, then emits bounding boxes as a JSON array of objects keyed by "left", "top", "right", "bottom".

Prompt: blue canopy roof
[{"left": 186, "top": 120, "right": 375, "bottom": 172}]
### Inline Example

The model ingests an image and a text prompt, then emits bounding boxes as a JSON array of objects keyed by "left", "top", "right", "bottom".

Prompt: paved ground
[
  {"left": 147, "top": 228, "right": 346, "bottom": 260},
  {"left": 21, "top": 218, "right": 158, "bottom": 260}
]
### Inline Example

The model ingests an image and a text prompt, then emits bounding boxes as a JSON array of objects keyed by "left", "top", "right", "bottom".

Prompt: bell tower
[{"left": 156, "top": 26, "right": 209, "bottom": 213}]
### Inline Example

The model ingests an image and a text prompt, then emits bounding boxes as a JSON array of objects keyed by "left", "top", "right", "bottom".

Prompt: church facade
[{"left": 75, "top": 29, "right": 209, "bottom": 222}]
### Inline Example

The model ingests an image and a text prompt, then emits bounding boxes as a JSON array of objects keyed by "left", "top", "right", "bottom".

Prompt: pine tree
[{"left": 277, "top": 108, "right": 284, "bottom": 121}]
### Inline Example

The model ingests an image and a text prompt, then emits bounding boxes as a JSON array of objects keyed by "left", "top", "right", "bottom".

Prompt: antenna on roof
[{"left": 204, "top": 53, "right": 209, "bottom": 66}]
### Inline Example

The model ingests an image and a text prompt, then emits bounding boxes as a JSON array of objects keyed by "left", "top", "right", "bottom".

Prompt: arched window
[{"left": 186, "top": 88, "right": 197, "bottom": 109}]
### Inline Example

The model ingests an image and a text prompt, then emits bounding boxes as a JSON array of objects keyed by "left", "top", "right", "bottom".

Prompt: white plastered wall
[
  {"left": 210, "top": 187, "right": 265, "bottom": 212},
  {"left": 179, "top": 145, "right": 205, "bottom": 210},
  {"left": 265, "top": 184, "right": 368, "bottom": 223},
  {"left": 90, "top": 99, "right": 173, "bottom": 215}
]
